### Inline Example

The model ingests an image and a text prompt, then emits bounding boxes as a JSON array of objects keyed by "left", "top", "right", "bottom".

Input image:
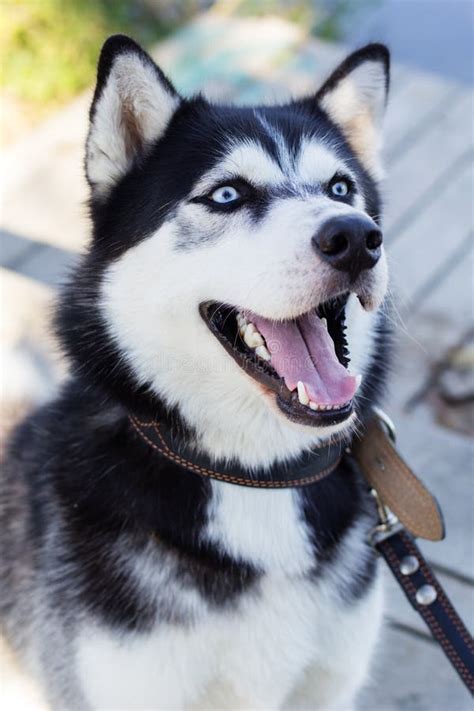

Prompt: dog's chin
[
  {"left": 257, "top": 384, "right": 358, "bottom": 441},
  {"left": 199, "top": 293, "right": 365, "bottom": 430}
]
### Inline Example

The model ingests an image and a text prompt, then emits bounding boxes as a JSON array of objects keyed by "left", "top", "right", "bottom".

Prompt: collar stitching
[{"left": 129, "top": 415, "right": 341, "bottom": 488}]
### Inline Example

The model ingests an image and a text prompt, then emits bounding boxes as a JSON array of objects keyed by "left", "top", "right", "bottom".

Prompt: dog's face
[{"left": 61, "top": 36, "right": 391, "bottom": 463}]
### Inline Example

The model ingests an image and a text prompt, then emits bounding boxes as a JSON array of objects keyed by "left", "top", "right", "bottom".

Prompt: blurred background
[
  {"left": 1, "top": 1, "right": 473, "bottom": 709},
  {"left": 2, "top": 0, "right": 473, "bottom": 143}
]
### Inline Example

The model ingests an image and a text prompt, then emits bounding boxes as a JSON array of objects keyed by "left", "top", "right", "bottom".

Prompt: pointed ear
[
  {"left": 316, "top": 44, "right": 390, "bottom": 177},
  {"left": 86, "top": 35, "right": 180, "bottom": 197}
]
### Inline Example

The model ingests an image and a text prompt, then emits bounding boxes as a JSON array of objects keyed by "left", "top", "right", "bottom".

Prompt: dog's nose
[{"left": 312, "top": 215, "right": 383, "bottom": 281}]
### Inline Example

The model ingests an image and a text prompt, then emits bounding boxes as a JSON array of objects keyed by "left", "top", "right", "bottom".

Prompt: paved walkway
[{"left": 1, "top": 14, "right": 473, "bottom": 711}]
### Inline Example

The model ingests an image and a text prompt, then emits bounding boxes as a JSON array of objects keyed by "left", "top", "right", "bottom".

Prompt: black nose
[{"left": 312, "top": 214, "right": 383, "bottom": 281}]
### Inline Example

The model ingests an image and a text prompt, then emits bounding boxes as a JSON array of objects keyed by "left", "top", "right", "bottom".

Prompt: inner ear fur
[
  {"left": 86, "top": 35, "right": 180, "bottom": 198},
  {"left": 316, "top": 44, "right": 390, "bottom": 177}
]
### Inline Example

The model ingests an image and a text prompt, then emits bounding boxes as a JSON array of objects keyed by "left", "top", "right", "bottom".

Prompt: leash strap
[
  {"left": 352, "top": 413, "right": 445, "bottom": 541},
  {"left": 353, "top": 409, "right": 474, "bottom": 695},
  {"left": 375, "top": 527, "right": 474, "bottom": 694}
]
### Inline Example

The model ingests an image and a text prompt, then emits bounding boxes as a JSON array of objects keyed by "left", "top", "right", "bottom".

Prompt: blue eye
[
  {"left": 331, "top": 180, "right": 350, "bottom": 197},
  {"left": 211, "top": 186, "right": 240, "bottom": 204}
]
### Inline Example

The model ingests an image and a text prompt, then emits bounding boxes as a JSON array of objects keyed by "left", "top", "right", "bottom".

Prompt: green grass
[
  {"left": 1, "top": 0, "right": 177, "bottom": 111},
  {"left": 1, "top": 0, "right": 367, "bottom": 124}
]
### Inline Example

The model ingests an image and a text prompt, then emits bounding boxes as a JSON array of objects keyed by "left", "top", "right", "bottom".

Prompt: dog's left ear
[
  {"left": 86, "top": 35, "right": 180, "bottom": 198},
  {"left": 316, "top": 44, "right": 390, "bottom": 176}
]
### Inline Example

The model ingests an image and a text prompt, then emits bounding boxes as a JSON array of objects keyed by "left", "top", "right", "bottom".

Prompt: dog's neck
[
  {"left": 141, "top": 380, "right": 352, "bottom": 470},
  {"left": 192, "top": 407, "right": 347, "bottom": 469}
]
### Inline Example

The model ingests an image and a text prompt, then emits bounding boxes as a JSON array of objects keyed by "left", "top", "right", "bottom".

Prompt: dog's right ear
[{"left": 86, "top": 35, "right": 180, "bottom": 198}]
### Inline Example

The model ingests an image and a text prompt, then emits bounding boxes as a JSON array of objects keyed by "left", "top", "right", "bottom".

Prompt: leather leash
[
  {"left": 352, "top": 409, "right": 474, "bottom": 695},
  {"left": 129, "top": 408, "right": 474, "bottom": 693}
]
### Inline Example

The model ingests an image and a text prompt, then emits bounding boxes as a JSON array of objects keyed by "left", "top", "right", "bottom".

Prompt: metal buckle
[
  {"left": 372, "top": 406, "right": 397, "bottom": 443},
  {"left": 369, "top": 488, "right": 402, "bottom": 545},
  {"left": 368, "top": 407, "right": 400, "bottom": 545}
]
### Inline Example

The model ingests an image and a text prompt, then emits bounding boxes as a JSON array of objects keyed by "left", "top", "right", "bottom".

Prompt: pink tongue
[{"left": 248, "top": 311, "right": 358, "bottom": 406}]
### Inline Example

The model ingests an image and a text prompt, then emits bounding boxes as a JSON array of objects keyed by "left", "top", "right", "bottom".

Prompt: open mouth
[{"left": 199, "top": 295, "right": 361, "bottom": 427}]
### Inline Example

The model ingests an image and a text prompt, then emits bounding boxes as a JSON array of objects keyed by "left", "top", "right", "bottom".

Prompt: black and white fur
[{"left": 1, "top": 36, "right": 392, "bottom": 709}]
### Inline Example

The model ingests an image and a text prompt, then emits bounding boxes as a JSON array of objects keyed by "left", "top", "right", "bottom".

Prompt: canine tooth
[
  {"left": 255, "top": 345, "right": 271, "bottom": 362},
  {"left": 297, "top": 381, "right": 309, "bottom": 406},
  {"left": 243, "top": 323, "right": 264, "bottom": 348},
  {"left": 321, "top": 317, "right": 327, "bottom": 327},
  {"left": 355, "top": 374, "right": 362, "bottom": 391}
]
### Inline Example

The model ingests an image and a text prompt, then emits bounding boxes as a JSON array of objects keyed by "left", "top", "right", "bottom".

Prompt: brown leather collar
[
  {"left": 129, "top": 414, "right": 343, "bottom": 488},
  {"left": 129, "top": 409, "right": 445, "bottom": 539}
]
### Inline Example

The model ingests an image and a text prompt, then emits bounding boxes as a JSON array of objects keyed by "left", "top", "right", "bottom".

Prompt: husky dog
[{"left": 1, "top": 35, "right": 392, "bottom": 709}]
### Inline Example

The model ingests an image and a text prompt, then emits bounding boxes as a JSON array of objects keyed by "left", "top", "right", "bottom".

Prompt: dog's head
[{"left": 59, "top": 35, "right": 391, "bottom": 464}]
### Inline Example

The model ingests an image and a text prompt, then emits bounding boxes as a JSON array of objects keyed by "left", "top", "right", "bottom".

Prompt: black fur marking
[
  {"left": 2, "top": 382, "right": 260, "bottom": 633},
  {"left": 302, "top": 456, "right": 379, "bottom": 603}
]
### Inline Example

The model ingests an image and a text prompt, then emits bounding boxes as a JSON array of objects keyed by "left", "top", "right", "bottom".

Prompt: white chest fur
[
  {"left": 77, "top": 573, "right": 382, "bottom": 710},
  {"left": 76, "top": 484, "right": 383, "bottom": 710},
  {"left": 205, "top": 482, "right": 315, "bottom": 573}
]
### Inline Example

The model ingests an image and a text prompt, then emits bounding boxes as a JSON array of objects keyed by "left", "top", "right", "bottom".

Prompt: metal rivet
[
  {"left": 416, "top": 584, "right": 437, "bottom": 606},
  {"left": 399, "top": 555, "right": 419, "bottom": 576}
]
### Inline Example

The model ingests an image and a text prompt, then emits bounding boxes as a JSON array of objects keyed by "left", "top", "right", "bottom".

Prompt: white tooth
[
  {"left": 244, "top": 323, "right": 264, "bottom": 348},
  {"left": 321, "top": 317, "right": 327, "bottom": 327},
  {"left": 255, "top": 345, "right": 271, "bottom": 362},
  {"left": 252, "top": 333, "right": 265, "bottom": 347},
  {"left": 297, "top": 381, "right": 310, "bottom": 406},
  {"left": 309, "top": 401, "right": 318, "bottom": 410},
  {"left": 355, "top": 374, "right": 362, "bottom": 391}
]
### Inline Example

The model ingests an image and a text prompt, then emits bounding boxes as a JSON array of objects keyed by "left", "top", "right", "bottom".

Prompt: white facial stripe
[
  {"left": 297, "top": 139, "right": 351, "bottom": 186},
  {"left": 256, "top": 112, "right": 294, "bottom": 177},
  {"left": 190, "top": 141, "right": 284, "bottom": 197}
]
